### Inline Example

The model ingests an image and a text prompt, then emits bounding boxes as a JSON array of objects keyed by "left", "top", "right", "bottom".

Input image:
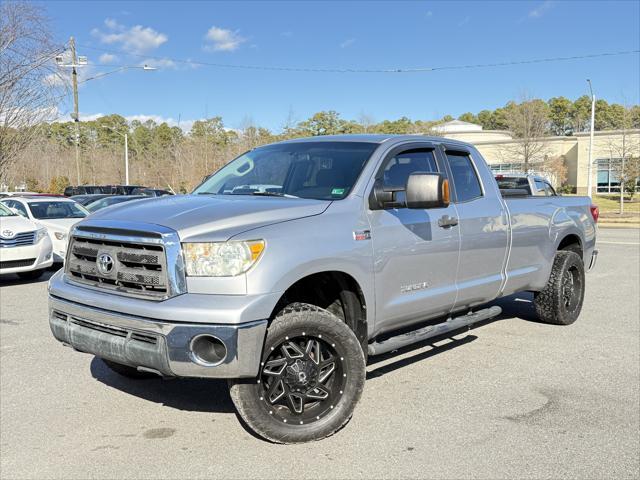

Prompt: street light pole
[{"left": 587, "top": 79, "right": 595, "bottom": 198}]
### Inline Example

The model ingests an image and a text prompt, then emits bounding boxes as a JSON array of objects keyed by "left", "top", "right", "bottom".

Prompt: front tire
[
  {"left": 229, "top": 303, "right": 366, "bottom": 444},
  {"left": 534, "top": 251, "right": 585, "bottom": 325}
]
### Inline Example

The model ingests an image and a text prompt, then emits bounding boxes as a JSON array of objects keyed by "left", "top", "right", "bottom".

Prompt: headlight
[
  {"left": 35, "top": 228, "right": 47, "bottom": 243},
  {"left": 183, "top": 240, "right": 265, "bottom": 277},
  {"left": 54, "top": 232, "right": 67, "bottom": 241}
]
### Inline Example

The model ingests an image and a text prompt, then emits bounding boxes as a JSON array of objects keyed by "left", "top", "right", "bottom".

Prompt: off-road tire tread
[
  {"left": 229, "top": 302, "right": 366, "bottom": 444},
  {"left": 534, "top": 250, "right": 585, "bottom": 325}
]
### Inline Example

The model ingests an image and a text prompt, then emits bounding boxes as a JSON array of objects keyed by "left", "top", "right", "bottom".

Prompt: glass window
[
  {"left": 193, "top": 142, "right": 378, "bottom": 200},
  {"left": 0, "top": 203, "right": 17, "bottom": 217},
  {"left": 534, "top": 180, "right": 548, "bottom": 196},
  {"left": 5, "top": 200, "right": 28, "bottom": 217},
  {"left": 27, "top": 201, "right": 88, "bottom": 219},
  {"left": 382, "top": 149, "right": 438, "bottom": 189},
  {"left": 446, "top": 152, "right": 483, "bottom": 202}
]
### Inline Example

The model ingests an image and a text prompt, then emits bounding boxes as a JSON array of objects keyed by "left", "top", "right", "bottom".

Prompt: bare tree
[
  {"left": 539, "top": 154, "right": 568, "bottom": 188},
  {"left": 0, "top": 2, "right": 65, "bottom": 183},
  {"left": 500, "top": 95, "right": 551, "bottom": 173},
  {"left": 599, "top": 104, "right": 640, "bottom": 213}
]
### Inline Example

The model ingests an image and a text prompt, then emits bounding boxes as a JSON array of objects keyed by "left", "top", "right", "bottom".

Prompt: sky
[{"left": 44, "top": 0, "right": 640, "bottom": 132}]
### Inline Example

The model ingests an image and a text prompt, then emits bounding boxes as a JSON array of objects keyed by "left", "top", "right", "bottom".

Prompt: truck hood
[{"left": 86, "top": 194, "right": 331, "bottom": 241}]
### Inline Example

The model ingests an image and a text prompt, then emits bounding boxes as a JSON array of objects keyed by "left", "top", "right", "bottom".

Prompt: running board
[{"left": 368, "top": 306, "right": 502, "bottom": 356}]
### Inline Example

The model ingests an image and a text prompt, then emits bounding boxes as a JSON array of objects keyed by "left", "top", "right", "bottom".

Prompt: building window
[
  {"left": 596, "top": 158, "right": 640, "bottom": 194},
  {"left": 489, "top": 163, "right": 525, "bottom": 173}
]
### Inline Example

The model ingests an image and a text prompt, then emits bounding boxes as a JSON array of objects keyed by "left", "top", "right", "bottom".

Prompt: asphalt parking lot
[{"left": 1, "top": 228, "right": 639, "bottom": 479}]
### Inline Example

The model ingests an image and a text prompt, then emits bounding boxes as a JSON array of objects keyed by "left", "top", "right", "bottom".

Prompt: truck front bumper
[{"left": 48, "top": 271, "right": 272, "bottom": 378}]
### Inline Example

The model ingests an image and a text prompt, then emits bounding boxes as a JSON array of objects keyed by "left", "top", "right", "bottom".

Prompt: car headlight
[
  {"left": 35, "top": 228, "right": 47, "bottom": 243},
  {"left": 54, "top": 232, "right": 67, "bottom": 241},
  {"left": 183, "top": 240, "right": 265, "bottom": 277}
]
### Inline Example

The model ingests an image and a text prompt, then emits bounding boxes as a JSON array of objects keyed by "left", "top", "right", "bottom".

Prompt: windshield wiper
[
  {"left": 197, "top": 192, "right": 217, "bottom": 195},
  {"left": 251, "top": 191, "right": 298, "bottom": 198}
]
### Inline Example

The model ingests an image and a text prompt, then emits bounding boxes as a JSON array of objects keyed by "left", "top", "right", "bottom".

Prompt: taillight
[{"left": 590, "top": 205, "right": 599, "bottom": 223}]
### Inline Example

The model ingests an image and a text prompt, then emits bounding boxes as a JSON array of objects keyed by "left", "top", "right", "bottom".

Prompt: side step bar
[{"left": 368, "top": 306, "right": 502, "bottom": 356}]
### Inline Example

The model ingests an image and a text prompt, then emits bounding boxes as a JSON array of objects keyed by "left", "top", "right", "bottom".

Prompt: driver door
[{"left": 366, "top": 144, "right": 460, "bottom": 334}]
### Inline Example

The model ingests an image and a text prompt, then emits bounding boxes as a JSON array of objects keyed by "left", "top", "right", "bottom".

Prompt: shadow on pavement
[
  {"left": 90, "top": 357, "right": 236, "bottom": 414},
  {"left": 88, "top": 294, "right": 543, "bottom": 410},
  {"left": 366, "top": 293, "right": 542, "bottom": 379},
  {"left": 0, "top": 265, "right": 60, "bottom": 286}
]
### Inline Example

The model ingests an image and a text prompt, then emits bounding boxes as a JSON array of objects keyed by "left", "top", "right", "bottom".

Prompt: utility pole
[
  {"left": 587, "top": 79, "right": 595, "bottom": 198},
  {"left": 70, "top": 37, "right": 81, "bottom": 185}
]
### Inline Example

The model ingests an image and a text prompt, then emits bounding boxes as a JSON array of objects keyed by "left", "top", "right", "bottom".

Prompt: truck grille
[
  {"left": 0, "top": 231, "right": 36, "bottom": 248},
  {"left": 66, "top": 235, "right": 169, "bottom": 299}
]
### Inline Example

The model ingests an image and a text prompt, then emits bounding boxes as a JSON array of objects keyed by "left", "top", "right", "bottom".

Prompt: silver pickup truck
[{"left": 48, "top": 135, "right": 598, "bottom": 443}]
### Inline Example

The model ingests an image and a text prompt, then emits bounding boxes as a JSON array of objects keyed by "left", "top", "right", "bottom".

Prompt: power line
[{"left": 78, "top": 43, "right": 639, "bottom": 74}]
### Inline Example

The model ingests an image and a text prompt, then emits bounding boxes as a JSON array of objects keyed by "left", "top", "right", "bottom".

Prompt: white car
[
  {"left": 0, "top": 203, "right": 53, "bottom": 279},
  {"left": 0, "top": 197, "right": 89, "bottom": 263}
]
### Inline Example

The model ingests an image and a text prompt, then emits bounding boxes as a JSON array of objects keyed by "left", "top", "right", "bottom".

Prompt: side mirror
[
  {"left": 406, "top": 172, "right": 450, "bottom": 209},
  {"left": 370, "top": 179, "right": 405, "bottom": 210}
]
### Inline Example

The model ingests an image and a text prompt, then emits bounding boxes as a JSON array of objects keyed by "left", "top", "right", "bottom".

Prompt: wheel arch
[{"left": 269, "top": 270, "right": 369, "bottom": 353}]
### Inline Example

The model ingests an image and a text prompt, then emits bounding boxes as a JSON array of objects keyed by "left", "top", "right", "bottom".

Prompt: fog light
[{"left": 190, "top": 335, "right": 227, "bottom": 366}]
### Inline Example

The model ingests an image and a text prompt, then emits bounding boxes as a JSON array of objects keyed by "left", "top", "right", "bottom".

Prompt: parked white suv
[
  {"left": 0, "top": 203, "right": 53, "bottom": 279},
  {"left": 0, "top": 197, "right": 88, "bottom": 263}
]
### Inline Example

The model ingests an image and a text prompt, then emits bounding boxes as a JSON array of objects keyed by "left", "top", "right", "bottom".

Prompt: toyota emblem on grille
[
  {"left": 97, "top": 253, "right": 115, "bottom": 275},
  {"left": 1, "top": 230, "right": 15, "bottom": 238}
]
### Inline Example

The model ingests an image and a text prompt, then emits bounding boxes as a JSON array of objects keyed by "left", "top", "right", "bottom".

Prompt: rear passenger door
[{"left": 440, "top": 146, "right": 509, "bottom": 310}]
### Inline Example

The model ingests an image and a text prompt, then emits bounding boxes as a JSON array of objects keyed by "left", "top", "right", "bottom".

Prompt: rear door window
[{"left": 445, "top": 151, "right": 483, "bottom": 202}]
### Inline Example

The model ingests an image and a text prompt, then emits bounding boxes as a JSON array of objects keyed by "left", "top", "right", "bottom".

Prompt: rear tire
[
  {"left": 229, "top": 303, "right": 366, "bottom": 444},
  {"left": 102, "top": 359, "right": 158, "bottom": 379},
  {"left": 17, "top": 269, "right": 44, "bottom": 280},
  {"left": 534, "top": 251, "right": 585, "bottom": 325}
]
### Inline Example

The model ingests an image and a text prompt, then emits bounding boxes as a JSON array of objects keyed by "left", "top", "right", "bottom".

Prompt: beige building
[{"left": 435, "top": 120, "right": 640, "bottom": 195}]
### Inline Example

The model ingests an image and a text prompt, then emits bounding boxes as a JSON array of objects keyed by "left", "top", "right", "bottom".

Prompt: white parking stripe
[{"left": 597, "top": 241, "right": 640, "bottom": 246}]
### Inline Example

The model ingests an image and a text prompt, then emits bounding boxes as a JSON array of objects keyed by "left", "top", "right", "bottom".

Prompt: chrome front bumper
[{"left": 49, "top": 295, "right": 268, "bottom": 378}]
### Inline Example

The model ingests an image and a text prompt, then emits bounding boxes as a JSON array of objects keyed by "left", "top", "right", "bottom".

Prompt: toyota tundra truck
[{"left": 48, "top": 135, "right": 598, "bottom": 443}]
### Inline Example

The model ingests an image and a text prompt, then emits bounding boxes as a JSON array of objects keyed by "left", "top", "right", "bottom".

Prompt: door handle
[{"left": 438, "top": 215, "right": 459, "bottom": 228}]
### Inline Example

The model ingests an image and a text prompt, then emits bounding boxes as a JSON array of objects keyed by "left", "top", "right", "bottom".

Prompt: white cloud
[
  {"left": 43, "top": 72, "right": 69, "bottom": 87},
  {"left": 204, "top": 26, "right": 246, "bottom": 51},
  {"left": 340, "top": 38, "right": 356, "bottom": 49},
  {"left": 92, "top": 18, "right": 168, "bottom": 54},
  {"left": 99, "top": 53, "right": 118, "bottom": 64},
  {"left": 528, "top": 0, "right": 554, "bottom": 18},
  {"left": 141, "top": 57, "right": 177, "bottom": 69}
]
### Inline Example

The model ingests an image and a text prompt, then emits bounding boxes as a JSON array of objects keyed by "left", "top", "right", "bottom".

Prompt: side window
[
  {"left": 445, "top": 151, "right": 483, "bottom": 202},
  {"left": 8, "top": 201, "right": 28, "bottom": 217},
  {"left": 382, "top": 149, "right": 438, "bottom": 189},
  {"left": 534, "top": 180, "right": 547, "bottom": 196}
]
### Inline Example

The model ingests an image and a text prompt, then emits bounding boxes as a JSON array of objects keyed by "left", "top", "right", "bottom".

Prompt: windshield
[
  {"left": 27, "top": 201, "right": 88, "bottom": 219},
  {"left": 0, "top": 203, "right": 16, "bottom": 217},
  {"left": 193, "top": 141, "right": 378, "bottom": 200}
]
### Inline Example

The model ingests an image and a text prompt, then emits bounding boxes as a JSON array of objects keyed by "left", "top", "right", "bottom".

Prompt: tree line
[{"left": 4, "top": 95, "right": 640, "bottom": 194}]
